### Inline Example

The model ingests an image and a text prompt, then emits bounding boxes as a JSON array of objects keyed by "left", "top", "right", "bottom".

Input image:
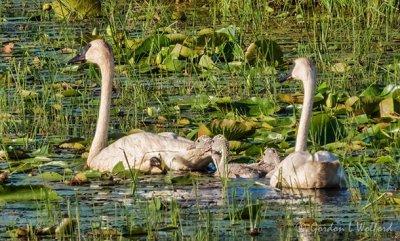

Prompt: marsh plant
[{"left": 0, "top": 0, "right": 399, "bottom": 240}]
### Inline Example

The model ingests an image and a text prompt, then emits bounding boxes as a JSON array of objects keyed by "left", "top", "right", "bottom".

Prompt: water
[{"left": 1, "top": 1, "right": 399, "bottom": 240}]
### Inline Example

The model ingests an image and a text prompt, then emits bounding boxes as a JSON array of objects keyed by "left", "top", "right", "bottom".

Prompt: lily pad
[
  {"left": 229, "top": 140, "right": 252, "bottom": 153},
  {"left": 59, "top": 142, "right": 85, "bottom": 151},
  {"left": 43, "top": 0, "right": 101, "bottom": 20},
  {"left": 198, "top": 55, "right": 217, "bottom": 70},
  {"left": 165, "top": 174, "right": 194, "bottom": 185},
  {"left": 131, "top": 34, "right": 170, "bottom": 62},
  {"left": 159, "top": 55, "right": 186, "bottom": 72},
  {"left": 35, "top": 172, "right": 64, "bottom": 182},
  {"left": 170, "top": 44, "right": 193, "bottom": 59},
  {"left": 165, "top": 33, "right": 187, "bottom": 44},
  {"left": 19, "top": 89, "right": 39, "bottom": 100},
  {"left": 245, "top": 38, "right": 283, "bottom": 65},
  {"left": 208, "top": 119, "right": 256, "bottom": 140},
  {"left": 0, "top": 185, "right": 61, "bottom": 202}
]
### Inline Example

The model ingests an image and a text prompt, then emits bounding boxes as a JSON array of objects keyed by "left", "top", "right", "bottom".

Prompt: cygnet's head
[
  {"left": 279, "top": 57, "right": 315, "bottom": 84},
  {"left": 68, "top": 39, "right": 113, "bottom": 65},
  {"left": 211, "top": 135, "right": 229, "bottom": 157},
  {"left": 262, "top": 148, "right": 281, "bottom": 166},
  {"left": 186, "top": 135, "right": 213, "bottom": 151}
]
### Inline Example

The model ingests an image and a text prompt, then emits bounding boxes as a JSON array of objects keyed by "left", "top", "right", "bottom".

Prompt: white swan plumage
[
  {"left": 269, "top": 58, "right": 346, "bottom": 189},
  {"left": 68, "top": 39, "right": 213, "bottom": 173}
]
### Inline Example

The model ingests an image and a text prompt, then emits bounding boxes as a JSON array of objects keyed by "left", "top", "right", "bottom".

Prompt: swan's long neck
[
  {"left": 216, "top": 146, "right": 230, "bottom": 177},
  {"left": 295, "top": 69, "right": 315, "bottom": 152},
  {"left": 87, "top": 58, "right": 114, "bottom": 162}
]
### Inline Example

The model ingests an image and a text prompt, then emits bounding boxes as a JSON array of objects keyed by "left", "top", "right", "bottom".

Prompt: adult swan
[
  {"left": 68, "top": 39, "right": 213, "bottom": 173},
  {"left": 269, "top": 58, "right": 346, "bottom": 189}
]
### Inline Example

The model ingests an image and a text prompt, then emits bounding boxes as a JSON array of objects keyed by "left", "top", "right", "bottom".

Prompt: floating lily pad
[
  {"left": 0, "top": 185, "right": 61, "bottom": 202},
  {"left": 236, "top": 97, "right": 277, "bottom": 116},
  {"left": 170, "top": 44, "right": 193, "bottom": 59},
  {"left": 43, "top": 0, "right": 101, "bottom": 20},
  {"left": 165, "top": 174, "right": 194, "bottom": 185},
  {"left": 208, "top": 119, "right": 256, "bottom": 140},
  {"left": 131, "top": 34, "right": 170, "bottom": 62},
  {"left": 165, "top": 33, "right": 187, "bottom": 44},
  {"left": 198, "top": 124, "right": 213, "bottom": 137},
  {"left": 229, "top": 140, "right": 252, "bottom": 153},
  {"left": 18, "top": 89, "right": 39, "bottom": 100},
  {"left": 62, "top": 89, "right": 80, "bottom": 97},
  {"left": 69, "top": 172, "right": 88, "bottom": 185},
  {"left": 198, "top": 55, "right": 217, "bottom": 70},
  {"left": 245, "top": 38, "right": 283, "bottom": 65},
  {"left": 112, "top": 161, "right": 125, "bottom": 174},
  {"left": 330, "top": 62, "right": 350, "bottom": 73},
  {"left": 159, "top": 55, "right": 186, "bottom": 72},
  {"left": 59, "top": 143, "right": 85, "bottom": 151},
  {"left": 35, "top": 172, "right": 64, "bottom": 182}
]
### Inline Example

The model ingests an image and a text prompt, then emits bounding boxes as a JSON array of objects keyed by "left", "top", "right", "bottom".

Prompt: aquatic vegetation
[
  {"left": 0, "top": 0, "right": 399, "bottom": 240},
  {"left": 43, "top": 0, "right": 101, "bottom": 20}
]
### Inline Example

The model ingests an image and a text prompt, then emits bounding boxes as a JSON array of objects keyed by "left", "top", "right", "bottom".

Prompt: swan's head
[
  {"left": 68, "top": 39, "right": 113, "bottom": 66},
  {"left": 280, "top": 57, "right": 315, "bottom": 84}
]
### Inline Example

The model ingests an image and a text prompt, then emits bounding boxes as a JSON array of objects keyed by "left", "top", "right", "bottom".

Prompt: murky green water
[{"left": 1, "top": 1, "right": 399, "bottom": 240}]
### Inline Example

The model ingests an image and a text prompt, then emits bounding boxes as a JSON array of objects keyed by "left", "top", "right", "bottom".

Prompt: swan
[
  {"left": 67, "top": 39, "right": 213, "bottom": 173},
  {"left": 269, "top": 58, "right": 346, "bottom": 189},
  {"left": 210, "top": 135, "right": 276, "bottom": 178}
]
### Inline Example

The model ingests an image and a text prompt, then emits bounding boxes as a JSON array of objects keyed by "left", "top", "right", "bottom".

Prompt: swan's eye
[{"left": 82, "top": 43, "right": 91, "bottom": 54}]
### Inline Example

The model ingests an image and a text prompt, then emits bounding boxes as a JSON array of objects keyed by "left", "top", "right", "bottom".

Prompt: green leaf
[
  {"left": 208, "top": 119, "right": 256, "bottom": 140},
  {"left": 236, "top": 97, "right": 276, "bottom": 116},
  {"left": 31, "top": 145, "right": 50, "bottom": 156},
  {"left": 309, "top": 113, "right": 346, "bottom": 145},
  {"left": 112, "top": 161, "right": 125, "bottom": 174},
  {"left": 0, "top": 185, "right": 61, "bottom": 203},
  {"left": 170, "top": 44, "right": 194, "bottom": 59},
  {"left": 132, "top": 34, "right": 170, "bottom": 62},
  {"left": 380, "top": 84, "right": 400, "bottom": 98},
  {"left": 245, "top": 38, "right": 283, "bottom": 65},
  {"left": 360, "top": 84, "right": 381, "bottom": 97},
  {"left": 159, "top": 55, "right": 186, "bottom": 72},
  {"left": 44, "top": 0, "right": 101, "bottom": 20},
  {"left": 165, "top": 33, "right": 187, "bottom": 44},
  {"left": 165, "top": 174, "right": 194, "bottom": 185},
  {"left": 34, "top": 172, "right": 64, "bottom": 182},
  {"left": 83, "top": 170, "right": 103, "bottom": 179},
  {"left": 198, "top": 55, "right": 217, "bottom": 70},
  {"left": 62, "top": 89, "right": 80, "bottom": 97}
]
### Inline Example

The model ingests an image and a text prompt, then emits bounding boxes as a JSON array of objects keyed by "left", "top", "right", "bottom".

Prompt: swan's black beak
[
  {"left": 67, "top": 43, "right": 91, "bottom": 64},
  {"left": 279, "top": 62, "right": 295, "bottom": 82},
  {"left": 67, "top": 54, "right": 86, "bottom": 64}
]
